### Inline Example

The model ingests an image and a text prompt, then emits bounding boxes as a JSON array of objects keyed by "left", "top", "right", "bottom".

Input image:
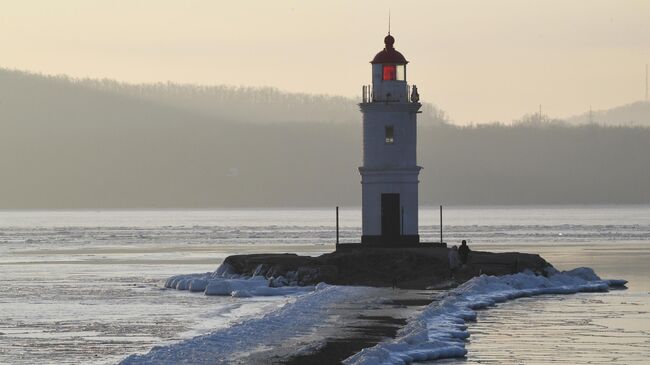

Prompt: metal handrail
[{"left": 361, "top": 83, "right": 415, "bottom": 103}]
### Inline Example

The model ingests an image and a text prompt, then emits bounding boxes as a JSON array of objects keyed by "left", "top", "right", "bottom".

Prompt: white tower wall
[
  {"left": 359, "top": 102, "right": 422, "bottom": 244},
  {"left": 362, "top": 104, "right": 418, "bottom": 168}
]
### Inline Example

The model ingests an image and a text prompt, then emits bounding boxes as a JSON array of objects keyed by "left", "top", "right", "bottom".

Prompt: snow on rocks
[
  {"left": 187, "top": 279, "right": 207, "bottom": 292},
  {"left": 164, "top": 263, "right": 314, "bottom": 297},
  {"left": 344, "top": 267, "right": 627, "bottom": 365}
]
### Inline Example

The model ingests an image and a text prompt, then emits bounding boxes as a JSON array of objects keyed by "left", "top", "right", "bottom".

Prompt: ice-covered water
[
  {"left": 2, "top": 206, "right": 649, "bottom": 249},
  {"left": 431, "top": 242, "right": 650, "bottom": 365},
  {"left": 0, "top": 206, "right": 649, "bottom": 364}
]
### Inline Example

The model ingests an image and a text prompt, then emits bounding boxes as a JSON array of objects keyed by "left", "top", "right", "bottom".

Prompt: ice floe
[{"left": 343, "top": 267, "right": 627, "bottom": 365}]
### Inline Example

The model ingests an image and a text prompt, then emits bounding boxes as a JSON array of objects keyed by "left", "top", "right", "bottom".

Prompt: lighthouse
[{"left": 359, "top": 33, "right": 422, "bottom": 245}]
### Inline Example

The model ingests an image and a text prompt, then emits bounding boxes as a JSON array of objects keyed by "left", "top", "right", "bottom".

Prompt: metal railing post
[
  {"left": 336, "top": 206, "right": 340, "bottom": 247},
  {"left": 440, "top": 205, "right": 443, "bottom": 244}
]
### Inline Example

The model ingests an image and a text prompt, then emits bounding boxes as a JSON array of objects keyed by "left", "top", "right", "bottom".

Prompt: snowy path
[{"left": 119, "top": 284, "right": 378, "bottom": 364}]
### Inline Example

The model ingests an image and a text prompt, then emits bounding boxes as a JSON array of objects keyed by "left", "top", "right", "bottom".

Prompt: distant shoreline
[{"left": 2, "top": 203, "right": 650, "bottom": 211}]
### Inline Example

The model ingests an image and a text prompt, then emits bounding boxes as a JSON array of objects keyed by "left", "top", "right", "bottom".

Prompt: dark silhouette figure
[{"left": 458, "top": 240, "right": 471, "bottom": 265}]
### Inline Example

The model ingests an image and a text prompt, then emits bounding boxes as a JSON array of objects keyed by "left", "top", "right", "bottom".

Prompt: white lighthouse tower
[{"left": 359, "top": 33, "right": 422, "bottom": 245}]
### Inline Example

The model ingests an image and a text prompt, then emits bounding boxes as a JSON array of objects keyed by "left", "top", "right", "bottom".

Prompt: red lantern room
[
  {"left": 371, "top": 35, "right": 408, "bottom": 81},
  {"left": 366, "top": 34, "right": 410, "bottom": 103}
]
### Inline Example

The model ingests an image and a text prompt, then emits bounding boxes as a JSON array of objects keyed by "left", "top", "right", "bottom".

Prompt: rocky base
[{"left": 223, "top": 247, "right": 552, "bottom": 289}]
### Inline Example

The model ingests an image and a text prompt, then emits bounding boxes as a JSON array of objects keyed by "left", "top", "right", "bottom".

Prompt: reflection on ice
[{"left": 344, "top": 268, "right": 626, "bottom": 364}]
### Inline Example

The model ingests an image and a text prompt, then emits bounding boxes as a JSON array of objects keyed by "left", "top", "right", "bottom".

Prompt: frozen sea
[{"left": 0, "top": 206, "right": 649, "bottom": 364}]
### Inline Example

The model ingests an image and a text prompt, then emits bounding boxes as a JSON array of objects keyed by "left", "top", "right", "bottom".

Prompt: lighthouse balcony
[{"left": 361, "top": 83, "right": 418, "bottom": 104}]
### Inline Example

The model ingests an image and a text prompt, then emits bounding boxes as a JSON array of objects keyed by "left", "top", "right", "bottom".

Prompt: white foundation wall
[{"left": 359, "top": 169, "right": 420, "bottom": 236}]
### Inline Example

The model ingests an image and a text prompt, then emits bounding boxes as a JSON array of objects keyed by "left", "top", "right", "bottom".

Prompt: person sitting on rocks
[
  {"left": 458, "top": 240, "right": 471, "bottom": 265},
  {"left": 448, "top": 245, "right": 461, "bottom": 277}
]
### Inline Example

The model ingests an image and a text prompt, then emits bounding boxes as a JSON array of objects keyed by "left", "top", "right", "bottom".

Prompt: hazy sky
[{"left": 1, "top": 0, "right": 649, "bottom": 123}]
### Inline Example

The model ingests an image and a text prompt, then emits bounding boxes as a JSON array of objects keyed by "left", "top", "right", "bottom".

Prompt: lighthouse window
[
  {"left": 385, "top": 126, "right": 394, "bottom": 144},
  {"left": 383, "top": 65, "right": 397, "bottom": 80},
  {"left": 396, "top": 65, "right": 405, "bottom": 80}
]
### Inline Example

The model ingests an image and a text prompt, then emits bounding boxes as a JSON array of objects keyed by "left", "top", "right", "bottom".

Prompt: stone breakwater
[
  {"left": 166, "top": 247, "right": 553, "bottom": 293},
  {"left": 224, "top": 247, "right": 551, "bottom": 289}
]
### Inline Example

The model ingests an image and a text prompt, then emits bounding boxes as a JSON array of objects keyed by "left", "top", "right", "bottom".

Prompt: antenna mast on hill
[{"left": 645, "top": 63, "right": 648, "bottom": 101}]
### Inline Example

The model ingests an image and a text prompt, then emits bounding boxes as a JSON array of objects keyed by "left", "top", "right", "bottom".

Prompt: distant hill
[
  {"left": 566, "top": 101, "right": 650, "bottom": 126},
  {"left": 1, "top": 68, "right": 648, "bottom": 208},
  {"left": 0, "top": 68, "right": 448, "bottom": 125}
]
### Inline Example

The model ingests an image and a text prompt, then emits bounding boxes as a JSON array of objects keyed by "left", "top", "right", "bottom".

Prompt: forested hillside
[{"left": 1, "top": 68, "right": 648, "bottom": 208}]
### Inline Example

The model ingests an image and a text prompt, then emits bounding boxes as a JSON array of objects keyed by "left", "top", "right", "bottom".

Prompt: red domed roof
[{"left": 370, "top": 34, "right": 408, "bottom": 65}]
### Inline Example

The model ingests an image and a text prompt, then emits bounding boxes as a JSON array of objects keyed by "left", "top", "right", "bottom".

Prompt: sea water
[{"left": 0, "top": 206, "right": 648, "bottom": 364}]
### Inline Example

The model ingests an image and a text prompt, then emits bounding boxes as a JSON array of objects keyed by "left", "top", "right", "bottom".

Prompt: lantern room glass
[
  {"left": 383, "top": 65, "right": 396, "bottom": 80},
  {"left": 382, "top": 65, "right": 406, "bottom": 81},
  {"left": 396, "top": 65, "right": 405, "bottom": 80}
]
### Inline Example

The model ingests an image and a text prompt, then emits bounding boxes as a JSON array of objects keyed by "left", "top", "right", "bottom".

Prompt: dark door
[{"left": 381, "top": 193, "right": 401, "bottom": 237}]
